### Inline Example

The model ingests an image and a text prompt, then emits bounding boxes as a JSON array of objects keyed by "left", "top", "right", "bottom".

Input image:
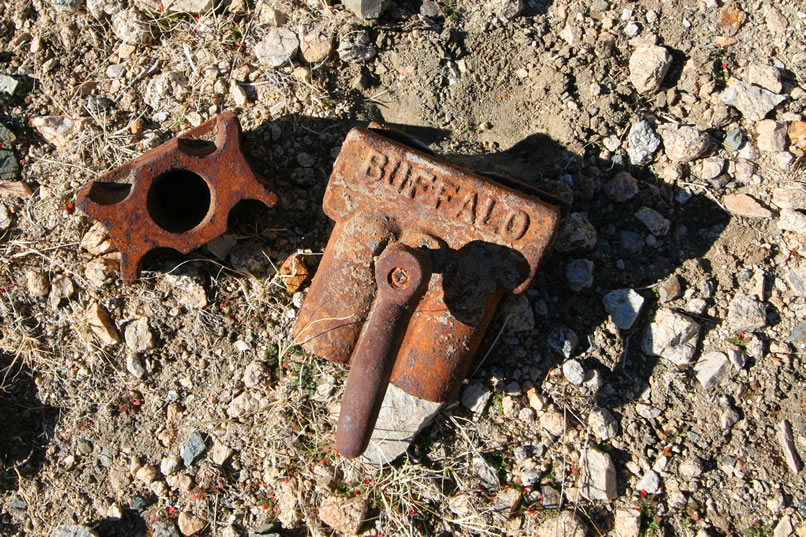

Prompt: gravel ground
[{"left": 0, "top": 0, "right": 804, "bottom": 536}]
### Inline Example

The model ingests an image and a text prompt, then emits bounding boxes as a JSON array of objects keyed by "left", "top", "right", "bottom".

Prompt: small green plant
[
  {"left": 440, "top": 0, "right": 461, "bottom": 20},
  {"left": 487, "top": 391, "right": 505, "bottom": 415},
  {"left": 743, "top": 521, "right": 772, "bottom": 537},
  {"left": 639, "top": 495, "right": 662, "bottom": 537}
]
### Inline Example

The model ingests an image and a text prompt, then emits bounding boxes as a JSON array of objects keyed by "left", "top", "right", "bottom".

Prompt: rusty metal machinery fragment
[
  {"left": 77, "top": 112, "right": 279, "bottom": 283},
  {"left": 294, "top": 126, "right": 562, "bottom": 459}
]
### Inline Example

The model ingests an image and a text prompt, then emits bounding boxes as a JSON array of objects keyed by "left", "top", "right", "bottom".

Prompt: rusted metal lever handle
[{"left": 336, "top": 243, "right": 432, "bottom": 458}]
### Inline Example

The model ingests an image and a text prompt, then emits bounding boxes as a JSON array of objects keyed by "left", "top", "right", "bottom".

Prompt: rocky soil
[{"left": 0, "top": 0, "right": 804, "bottom": 536}]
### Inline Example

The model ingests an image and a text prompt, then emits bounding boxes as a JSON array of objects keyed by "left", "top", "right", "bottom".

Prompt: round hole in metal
[{"left": 147, "top": 169, "right": 211, "bottom": 233}]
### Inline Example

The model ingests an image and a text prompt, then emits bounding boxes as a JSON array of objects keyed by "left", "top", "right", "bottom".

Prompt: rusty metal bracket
[
  {"left": 77, "top": 112, "right": 279, "bottom": 283},
  {"left": 294, "top": 125, "right": 562, "bottom": 458}
]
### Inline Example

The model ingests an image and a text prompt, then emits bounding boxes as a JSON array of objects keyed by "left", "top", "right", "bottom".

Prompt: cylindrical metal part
[{"left": 293, "top": 214, "right": 395, "bottom": 363}]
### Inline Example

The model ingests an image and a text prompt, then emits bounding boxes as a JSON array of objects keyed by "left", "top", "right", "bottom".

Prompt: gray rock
[
  {"left": 720, "top": 407, "right": 740, "bottom": 430},
  {"left": 555, "top": 212, "right": 597, "bottom": 252},
  {"left": 51, "top": 526, "right": 98, "bottom": 537},
  {"left": 151, "top": 521, "right": 181, "bottom": 537},
  {"left": 111, "top": 9, "right": 154, "bottom": 45},
  {"left": 0, "top": 123, "right": 16, "bottom": 143},
  {"left": 603, "top": 289, "right": 645, "bottom": 329},
  {"left": 499, "top": 293, "right": 534, "bottom": 333},
  {"left": 774, "top": 517, "right": 793, "bottom": 537},
  {"left": 0, "top": 75, "right": 20, "bottom": 95},
  {"left": 657, "top": 124, "right": 710, "bottom": 163},
  {"left": 790, "top": 320, "right": 806, "bottom": 345},
  {"left": 635, "top": 207, "right": 670, "bottom": 236},
  {"left": 51, "top": 0, "right": 83, "bottom": 11},
  {"left": 537, "top": 511, "right": 587, "bottom": 537},
  {"left": 642, "top": 308, "right": 701, "bottom": 366},
  {"left": 337, "top": 30, "right": 376, "bottom": 63},
  {"left": 126, "top": 354, "right": 146, "bottom": 379},
  {"left": 727, "top": 295, "right": 766, "bottom": 331},
  {"left": 721, "top": 81, "right": 786, "bottom": 121},
  {"left": 362, "top": 384, "right": 442, "bottom": 465},
  {"left": 590, "top": 0, "right": 609, "bottom": 12},
  {"left": 144, "top": 72, "right": 189, "bottom": 113},
  {"left": 778, "top": 209, "right": 806, "bottom": 234},
  {"left": 627, "top": 120, "right": 662, "bottom": 165},
  {"left": 181, "top": 431, "right": 207, "bottom": 467},
  {"left": 343, "top": 0, "right": 388, "bottom": 19},
  {"left": 229, "top": 241, "right": 270, "bottom": 273},
  {"left": 723, "top": 128, "right": 744, "bottom": 151},
  {"left": 472, "top": 456, "right": 500, "bottom": 488},
  {"left": 637, "top": 470, "right": 661, "bottom": 494},
  {"left": 725, "top": 347, "right": 745, "bottom": 372},
  {"left": 0, "top": 149, "right": 19, "bottom": 180},
  {"left": 461, "top": 382, "right": 491, "bottom": 413},
  {"left": 578, "top": 448, "right": 617, "bottom": 501},
  {"left": 657, "top": 275, "right": 682, "bottom": 303},
  {"left": 588, "top": 407, "right": 618, "bottom": 440},
  {"left": 548, "top": 327, "right": 579, "bottom": 358},
  {"left": 566, "top": 259, "right": 594, "bottom": 291},
  {"left": 255, "top": 28, "right": 299, "bottom": 67},
  {"left": 629, "top": 45, "right": 672, "bottom": 94},
  {"left": 776, "top": 420, "right": 803, "bottom": 474},
  {"left": 125, "top": 318, "right": 154, "bottom": 353},
  {"left": 605, "top": 171, "right": 639, "bottom": 202},
  {"left": 694, "top": 351, "right": 731, "bottom": 389},
  {"left": 785, "top": 268, "right": 806, "bottom": 297},
  {"left": 562, "top": 359, "right": 585, "bottom": 385}
]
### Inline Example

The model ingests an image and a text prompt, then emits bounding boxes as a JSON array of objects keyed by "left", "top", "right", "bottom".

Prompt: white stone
[
  {"left": 255, "top": 28, "right": 299, "bottom": 67},
  {"left": 111, "top": 9, "right": 153, "bottom": 45},
  {"left": 555, "top": 212, "right": 597, "bottom": 252},
  {"left": 727, "top": 295, "right": 767, "bottom": 331},
  {"left": 243, "top": 360, "right": 271, "bottom": 390},
  {"left": 160, "top": 456, "right": 180, "bottom": 475},
  {"left": 614, "top": 509, "right": 641, "bottom": 537},
  {"left": 578, "top": 448, "right": 617, "bottom": 501},
  {"left": 588, "top": 407, "right": 619, "bottom": 440},
  {"left": 362, "top": 384, "right": 442, "bottom": 465},
  {"left": 657, "top": 124, "right": 710, "bottom": 163},
  {"left": 721, "top": 81, "right": 786, "bottom": 121},
  {"left": 603, "top": 289, "right": 645, "bottom": 329},
  {"left": 163, "top": 0, "right": 214, "bottom": 13},
  {"left": 125, "top": 317, "right": 154, "bottom": 353},
  {"left": 746, "top": 64, "right": 783, "bottom": 93},
  {"left": 774, "top": 516, "right": 793, "bottom": 537},
  {"left": 642, "top": 308, "right": 701, "bottom": 366},
  {"left": 226, "top": 391, "right": 261, "bottom": 418},
  {"left": 461, "top": 382, "right": 491, "bottom": 413},
  {"left": 629, "top": 45, "right": 672, "bottom": 94},
  {"left": 562, "top": 359, "right": 585, "bottom": 385},
  {"left": 694, "top": 351, "right": 731, "bottom": 389},
  {"left": 678, "top": 457, "right": 703, "bottom": 479},
  {"left": 637, "top": 470, "right": 661, "bottom": 494},
  {"left": 210, "top": 439, "right": 234, "bottom": 465},
  {"left": 778, "top": 209, "right": 806, "bottom": 234},
  {"left": 230, "top": 82, "right": 247, "bottom": 106},
  {"left": 145, "top": 71, "right": 189, "bottom": 112}
]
